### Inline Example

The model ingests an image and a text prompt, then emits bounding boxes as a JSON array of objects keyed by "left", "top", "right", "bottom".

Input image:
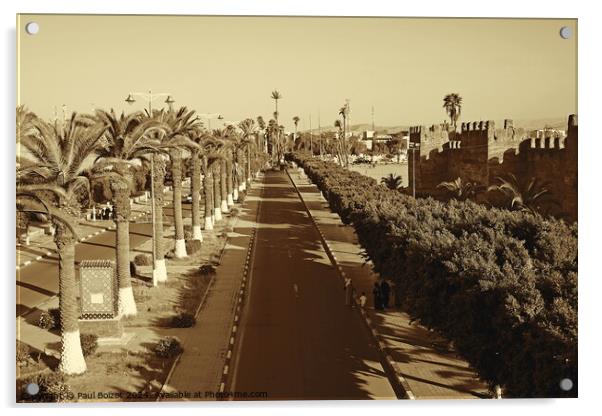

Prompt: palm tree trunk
[
  {"left": 204, "top": 166, "right": 214, "bottom": 230},
  {"left": 220, "top": 158, "right": 229, "bottom": 213},
  {"left": 112, "top": 181, "right": 137, "bottom": 317},
  {"left": 152, "top": 153, "right": 167, "bottom": 282},
  {"left": 191, "top": 150, "right": 203, "bottom": 241},
  {"left": 53, "top": 220, "right": 87, "bottom": 375},
  {"left": 213, "top": 164, "right": 223, "bottom": 221},
  {"left": 233, "top": 153, "right": 240, "bottom": 202},
  {"left": 170, "top": 149, "right": 187, "bottom": 258},
  {"left": 247, "top": 144, "right": 252, "bottom": 185},
  {"left": 226, "top": 153, "right": 234, "bottom": 207}
]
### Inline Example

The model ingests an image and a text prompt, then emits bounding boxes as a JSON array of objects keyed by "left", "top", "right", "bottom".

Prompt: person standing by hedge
[
  {"left": 381, "top": 278, "right": 391, "bottom": 309},
  {"left": 373, "top": 282, "right": 383, "bottom": 311}
]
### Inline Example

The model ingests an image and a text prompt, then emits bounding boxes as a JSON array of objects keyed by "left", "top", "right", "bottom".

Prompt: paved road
[
  {"left": 229, "top": 170, "right": 396, "bottom": 400},
  {"left": 16, "top": 204, "right": 182, "bottom": 317}
]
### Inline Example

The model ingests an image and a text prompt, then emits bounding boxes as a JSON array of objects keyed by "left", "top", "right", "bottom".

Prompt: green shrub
[
  {"left": 134, "top": 254, "right": 152, "bottom": 266},
  {"left": 154, "top": 336, "right": 183, "bottom": 358},
  {"left": 289, "top": 153, "right": 578, "bottom": 398},
  {"left": 16, "top": 342, "right": 31, "bottom": 366},
  {"left": 19, "top": 371, "right": 74, "bottom": 403},
  {"left": 170, "top": 313, "right": 196, "bottom": 328},
  {"left": 185, "top": 239, "right": 202, "bottom": 255},
  {"left": 38, "top": 308, "right": 60, "bottom": 330},
  {"left": 80, "top": 334, "right": 98, "bottom": 357},
  {"left": 199, "top": 264, "right": 216, "bottom": 275}
]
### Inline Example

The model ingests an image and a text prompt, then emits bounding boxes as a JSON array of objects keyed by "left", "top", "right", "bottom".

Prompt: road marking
[
  {"left": 227, "top": 350, "right": 232, "bottom": 359},
  {"left": 230, "top": 337, "right": 235, "bottom": 345},
  {"left": 232, "top": 325, "right": 237, "bottom": 333},
  {"left": 293, "top": 283, "right": 299, "bottom": 298},
  {"left": 219, "top": 382, "right": 225, "bottom": 393},
  {"left": 223, "top": 365, "right": 229, "bottom": 375}
]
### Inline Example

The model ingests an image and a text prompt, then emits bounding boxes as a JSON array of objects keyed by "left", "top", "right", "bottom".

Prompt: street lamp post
[{"left": 125, "top": 90, "right": 174, "bottom": 285}]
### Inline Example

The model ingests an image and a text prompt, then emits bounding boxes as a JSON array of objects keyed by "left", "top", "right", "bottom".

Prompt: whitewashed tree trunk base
[
  {"left": 174, "top": 239, "right": 188, "bottom": 258},
  {"left": 221, "top": 200, "right": 229, "bottom": 213},
  {"left": 192, "top": 225, "right": 203, "bottom": 241},
  {"left": 59, "top": 329, "right": 87, "bottom": 375},
  {"left": 118, "top": 286, "right": 138, "bottom": 317},
  {"left": 233, "top": 189, "right": 239, "bottom": 201},
  {"left": 227, "top": 193, "right": 234, "bottom": 206},
  {"left": 153, "top": 259, "right": 167, "bottom": 283},
  {"left": 204, "top": 216, "right": 213, "bottom": 230},
  {"left": 238, "top": 184, "right": 243, "bottom": 193},
  {"left": 214, "top": 208, "right": 222, "bottom": 222},
  {"left": 241, "top": 182, "right": 247, "bottom": 191}
]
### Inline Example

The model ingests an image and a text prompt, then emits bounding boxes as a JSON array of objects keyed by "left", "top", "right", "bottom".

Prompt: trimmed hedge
[{"left": 290, "top": 153, "right": 577, "bottom": 398}]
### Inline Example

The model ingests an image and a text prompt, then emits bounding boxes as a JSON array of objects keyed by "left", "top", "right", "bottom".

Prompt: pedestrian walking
[
  {"left": 381, "top": 278, "right": 391, "bottom": 309},
  {"left": 373, "top": 282, "right": 383, "bottom": 310},
  {"left": 359, "top": 292, "right": 367, "bottom": 308},
  {"left": 344, "top": 276, "right": 353, "bottom": 306}
]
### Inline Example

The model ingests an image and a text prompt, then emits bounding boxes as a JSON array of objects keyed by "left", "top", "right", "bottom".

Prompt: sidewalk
[
  {"left": 288, "top": 168, "right": 490, "bottom": 400},
  {"left": 159, "top": 176, "right": 262, "bottom": 400}
]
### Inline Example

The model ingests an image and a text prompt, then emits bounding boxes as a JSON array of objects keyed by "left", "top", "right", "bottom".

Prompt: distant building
[{"left": 374, "top": 133, "right": 392, "bottom": 142}]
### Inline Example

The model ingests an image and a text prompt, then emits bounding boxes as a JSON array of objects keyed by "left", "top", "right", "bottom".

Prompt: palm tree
[
  {"left": 18, "top": 112, "right": 106, "bottom": 374},
  {"left": 443, "top": 93, "right": 463, "bottom": 130},
  {"left": 293, "top": 116, "right": 300, "bottom": 139},
  {"left": 334, "top": 119, "right": 345, "bottom": 166},
  {"left": 239, "top": 118, "right": 257, "bottom": 191},
  {"left": 437, "top": 177, "right": 484, "bottom": 201},
  {"left": 163, "top": 107, "right": 202, "bottom": 258},
  {"left": 212, "top": 127, "right": 234, "bottom": 214},
  {"left": 339, "top": 105, "right": 349, "bottom": 167},
  {"left": 487, "top": 174, "right": 553, "bottom": 214},
  {"left": 257, "top": 116, "right": 266, "bottom": 153},
  {"left": 186, "top": 127, "right": 215, "bottom": 241},
  {"left": 381, "top": 173, "right": 403, "bottom": 191},
  {"left": 197, "top": 136, "right": 222, "bottom": 230},
  {"left": 271, "top": 90, "right": 282, "bottom": 122},
  {"left": 93, "top": 109, "right": 168, "bottom": 315},
  {"left": 17, "top": 105, "right": 38, "bottom": 143}
]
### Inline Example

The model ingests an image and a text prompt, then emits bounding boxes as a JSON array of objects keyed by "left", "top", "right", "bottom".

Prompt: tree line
[{"left": 16, "top": 105, "right": 269, "bottom": 375}]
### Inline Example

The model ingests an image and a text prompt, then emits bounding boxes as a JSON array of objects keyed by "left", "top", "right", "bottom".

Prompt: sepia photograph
[{"left": 15, "top": 14, "right": 577, "bottom": 402}]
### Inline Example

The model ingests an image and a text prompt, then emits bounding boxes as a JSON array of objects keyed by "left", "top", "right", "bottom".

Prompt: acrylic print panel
[{"left": 16, "top": 14, "right": 577, "bottom": 402}]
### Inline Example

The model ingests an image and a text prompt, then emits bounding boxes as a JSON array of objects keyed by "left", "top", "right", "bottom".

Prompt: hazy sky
[{"left": 17, "top": 15, "right": 577, "bottom": 130}]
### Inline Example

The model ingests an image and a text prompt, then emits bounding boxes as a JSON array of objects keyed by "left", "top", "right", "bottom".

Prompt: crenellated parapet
[
  {"left": 409, "top": 124, "right": 449, "bottom": 143},
  {"left": 528, "top": 136, "right": 566, "bottom": 150},
  {"left": 409, "top": 123, "right": 450, "bottom": 159}
]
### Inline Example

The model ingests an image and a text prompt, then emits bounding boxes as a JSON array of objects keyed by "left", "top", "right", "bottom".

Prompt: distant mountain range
[{"left": 302, "top": 116, "right": 569, "bottom": 134}]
